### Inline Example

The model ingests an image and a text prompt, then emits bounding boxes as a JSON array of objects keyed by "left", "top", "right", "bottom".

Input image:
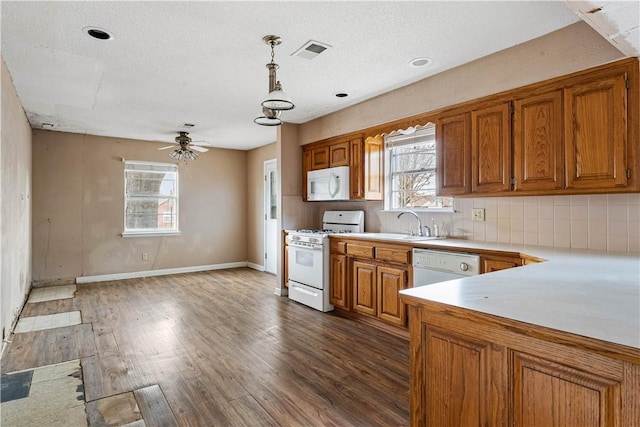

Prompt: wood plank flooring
[{"left": 1, "top": 268, "right": 409, "bottom": 426}]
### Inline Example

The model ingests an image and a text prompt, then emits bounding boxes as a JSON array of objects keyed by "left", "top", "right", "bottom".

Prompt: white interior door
[{"left": 264, "top": 159, "right": 278, "bottom": 274}]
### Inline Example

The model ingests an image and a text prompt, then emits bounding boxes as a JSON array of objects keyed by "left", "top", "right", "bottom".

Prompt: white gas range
[{"left": 287, "top": 211, "right": 364, "bottom": 312}]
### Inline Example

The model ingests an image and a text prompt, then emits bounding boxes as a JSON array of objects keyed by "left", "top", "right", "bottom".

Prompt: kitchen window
[
  {"left": 122, "top": 160, "right": 179, "bottom": 237},
  {"left": 384, "top": 123, "right": 453, "bottom": 210}
]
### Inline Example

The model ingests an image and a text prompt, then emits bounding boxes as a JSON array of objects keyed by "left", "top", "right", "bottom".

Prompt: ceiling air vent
[{"left": 292, "top": 40, "right": 331, "bottom": 60}]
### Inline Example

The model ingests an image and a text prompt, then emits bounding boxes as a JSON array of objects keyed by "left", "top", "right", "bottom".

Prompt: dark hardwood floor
[{"left": 2, "top": 268, "right": 410, "bottom": 426}]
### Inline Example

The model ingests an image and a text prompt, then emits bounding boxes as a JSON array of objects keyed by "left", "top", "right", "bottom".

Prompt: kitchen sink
[{"left": 349, "top": 233, "right": 442, "bottom": 242}]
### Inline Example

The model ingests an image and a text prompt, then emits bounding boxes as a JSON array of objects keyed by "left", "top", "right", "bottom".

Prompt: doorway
[{"left": 264, "top": 159, "right": 278, "bottom": 274}]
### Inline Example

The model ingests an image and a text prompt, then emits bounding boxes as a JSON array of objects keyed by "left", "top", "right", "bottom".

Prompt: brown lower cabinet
[
  {"left": 330, "top": 238, "right": 530, "bottom": 332},
  {"left": 352, "top": 259, "right": 409, "bottom": 327},
  {"left": 401, "top": 298, "right": 640, "bottom": 427},
  {"left": 330, "top": 238, "right": 410, "bottom": 330},
  {"left": 481, "top": 254, "right": 523, "bottom": 273}
]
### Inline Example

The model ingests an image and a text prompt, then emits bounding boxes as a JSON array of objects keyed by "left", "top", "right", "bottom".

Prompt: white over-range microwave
[{"left": 307, "top": 166, "right": 350, "bottom": 201}]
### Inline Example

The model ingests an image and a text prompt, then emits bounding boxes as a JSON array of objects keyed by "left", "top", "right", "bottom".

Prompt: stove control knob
[{"left": 460, "top": 262, "right": 469, "bottom": 272}]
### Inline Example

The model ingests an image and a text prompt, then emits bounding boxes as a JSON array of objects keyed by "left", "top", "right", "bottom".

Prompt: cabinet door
[
  {"left": 302, "top": 149, "right": 312, "bottom": 201},
  {"left": 472, "top": 102, "right": 512, "bottom": 193},
  {"left": 352, "top": 260, "right": 377, "bottom": 317},
  {"left": 330, "top": 254, "right": 348, "bottom": 309},
  {"left": 364, "top": 135, "right": 384, "bottom": 200},
  {"left": 311, "top": 146, "right": 329, "bottom": 170},
  {"left": 513, "top": 90, "right": 563, "bottom": 192},
  {"left": 329, "top": 141, "right": 350, "bottom": 167},
  {"left": 284, "top": 244, "right": 289, "bottom": 288},
  {"left": 377, "top": 265, "right": 407, "bottom": 327},
  {"left": 512, "top": 352, "right": 621, "bottom": 427},
  {"left": 437, "top": 112, "right": 471, "bottom": 195},
  {"left": 350, "top": 137, "right": 364, "bottom": 199},
  {"left": 564, "top": 74, "right": 628, "bottom": 189},
  {"left": 423, "top": 328, "right": 506, "bottom": 426}
]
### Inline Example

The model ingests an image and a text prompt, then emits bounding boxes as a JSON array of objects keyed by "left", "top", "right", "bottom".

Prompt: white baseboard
[
  {"left": 247, "top": 262, "right": 265, "bottom": 272},
  {"left": 76, "top": 262, "right": 249, "bottom": 284}
]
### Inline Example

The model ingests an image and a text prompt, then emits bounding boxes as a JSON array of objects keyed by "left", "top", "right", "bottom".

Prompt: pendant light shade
[
  {"left": 262, "top": 81, "right": 294, "bottom": 111},
  {"left": 255, "top": 35, "right": 295, "bottom": 126}
]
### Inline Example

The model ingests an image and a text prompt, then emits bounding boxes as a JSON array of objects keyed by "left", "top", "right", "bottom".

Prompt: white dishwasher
[{"left": 412, "top": 248, "right": 480, "bottom": 286}]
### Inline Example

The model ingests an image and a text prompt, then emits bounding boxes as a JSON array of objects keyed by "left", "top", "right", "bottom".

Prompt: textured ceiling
[{"left": 1, "top": 1, "right": 627, "bottom": 150}]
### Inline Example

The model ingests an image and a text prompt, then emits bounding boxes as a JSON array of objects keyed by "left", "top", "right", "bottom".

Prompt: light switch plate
[{"left": 472, "top": 208, "right": 485, "bottom": 221}]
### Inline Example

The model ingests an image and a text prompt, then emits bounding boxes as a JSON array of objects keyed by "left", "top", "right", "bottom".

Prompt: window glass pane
[
  {"left": 391, "top": 142, "right": 435, "bottom": 173},
  {"left": 269, "top": 170, "right": 277, "bottom": 219},
  {"left": 125, "top": 171, "right": 176, "bottom": 197}
]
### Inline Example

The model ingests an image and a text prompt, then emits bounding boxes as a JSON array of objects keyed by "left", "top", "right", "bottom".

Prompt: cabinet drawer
[
  {"left": 375, "top": 247, "right": 411, "bottom": 264},
  {"left": 347, "top": 243, "right": 375, "bottom": 259},
  {"left": 481, "top": 256, "right": 523, "bottom": 273},
  {"left": 330, "top": 240, "right": 347, "bottom": 255}
]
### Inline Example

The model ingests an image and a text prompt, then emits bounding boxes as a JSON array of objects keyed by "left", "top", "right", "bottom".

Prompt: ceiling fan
[{"left": 158, "top": 131, "right": 209, "bottom": 160}]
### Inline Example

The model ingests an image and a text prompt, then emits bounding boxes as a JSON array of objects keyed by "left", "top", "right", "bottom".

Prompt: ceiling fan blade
[
  {"left": 191, "top": 145, "right": 209, "bottom": 153},
  {"left": 158, "top": 145, "right": 176, "bottom": 150}
]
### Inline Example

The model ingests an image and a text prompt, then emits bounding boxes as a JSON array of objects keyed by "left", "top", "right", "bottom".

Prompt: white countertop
[{"left": 338, "top": 234, "right": 640, "bottom": 351}]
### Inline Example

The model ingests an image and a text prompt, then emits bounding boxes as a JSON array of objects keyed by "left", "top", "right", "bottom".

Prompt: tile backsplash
[{"left": 379, "top": 194, "right": 640, "bottom": 253}]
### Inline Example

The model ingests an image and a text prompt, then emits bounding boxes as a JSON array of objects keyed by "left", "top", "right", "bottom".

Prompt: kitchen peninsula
[{"left": 397, "top": 239, "right": 640, "bottom": 426}]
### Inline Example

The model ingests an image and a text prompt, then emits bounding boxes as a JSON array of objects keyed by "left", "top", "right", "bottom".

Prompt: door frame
[{"left": 264, "top": 159, "right": 278, "bottom": 274}]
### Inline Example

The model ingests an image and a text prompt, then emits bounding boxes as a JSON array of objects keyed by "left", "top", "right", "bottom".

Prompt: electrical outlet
[
  {"left": 472, "top": 208, "right": 486, "bottom": 221},
  {"left": 142, "top": 252, "right": 149, "bottom": 261}
]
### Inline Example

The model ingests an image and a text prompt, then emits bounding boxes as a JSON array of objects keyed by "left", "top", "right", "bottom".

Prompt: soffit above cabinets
[{"left": 563, "top": 0, "right": 640, "bottom": 57}]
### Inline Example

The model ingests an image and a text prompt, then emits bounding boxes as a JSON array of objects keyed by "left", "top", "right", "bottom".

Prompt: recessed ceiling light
[
  {"left": 335, "top": 93, "right": 349, "bottom": 98},
  {"left": 83, "top": 26, "right": 113, "bottom": 40},
  {"left": 409, "top": 57, "right": 433, "bottom": 68}
]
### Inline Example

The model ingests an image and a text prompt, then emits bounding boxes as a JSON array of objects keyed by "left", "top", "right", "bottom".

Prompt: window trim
[{"left": 122, "top": 160, "right": 180, "bottom": 237}]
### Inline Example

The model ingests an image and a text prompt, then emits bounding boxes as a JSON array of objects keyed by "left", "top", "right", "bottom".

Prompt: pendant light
[{"left": 255, "top": 35, "right": 295, "bottom": 126}]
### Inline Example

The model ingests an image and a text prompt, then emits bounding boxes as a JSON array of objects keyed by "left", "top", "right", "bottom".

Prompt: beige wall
[
  {"left": 298, "top": 22, "right": 624, "bottom": 145},
  {"left": 32, "top": 130, "right": 248, "bottom": 282},
  {"left": 1, "top": 58, "right": 32, "bottom": 342},
  {"left": 246, "top": 142, "right": 276, "bottom": 267}
]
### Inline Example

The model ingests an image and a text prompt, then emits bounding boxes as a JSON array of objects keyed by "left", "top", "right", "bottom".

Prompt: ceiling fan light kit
[
  {"left": 255, "top": 35, "right": 295, "bottom": 126},
  {"left": 159, "top": 131, "right": 209, "bottom": 161},
  {"left": 169, "top": 149, "right": 198, "bottom": 161}
]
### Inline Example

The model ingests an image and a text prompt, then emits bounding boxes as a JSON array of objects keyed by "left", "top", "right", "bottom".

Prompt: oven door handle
[{"left": 288, "top": 243, "right": 323, "bottom": 251}]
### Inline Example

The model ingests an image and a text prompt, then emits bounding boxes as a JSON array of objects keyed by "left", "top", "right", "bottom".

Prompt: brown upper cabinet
[
  {"left": 361, "top": 135, "right": 384, "bottom": 200},
  {"left": 471, "top": 102, "right": 512, "bottom": 193},
  {"left": 302, "top": 134, "right": 384, "bottom": 201},
  {"left": 436, "top": 113, "right": 471, "bottom": 195},
  {"left": 329, "top": 141, "right": 350, "bottom": 167},
  {"left": 564, "top": 73, "right": 629, "bottom": 190},
  {"left": 311, "top": 146, "right": 329, "bottom": 170},
  {"left": 437, "top": 58, "right": 638, "bottom": 197},
  {"left": 513, "top": 90, "right": 563, "bottom": 192},
  {"left": 304, "top": 58, "right": 638, "bottom": 200}
]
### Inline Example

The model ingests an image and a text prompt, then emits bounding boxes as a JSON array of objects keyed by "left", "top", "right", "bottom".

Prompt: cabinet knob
[{"left": 460, "top": 262, "right": 469, "bottom": 272}]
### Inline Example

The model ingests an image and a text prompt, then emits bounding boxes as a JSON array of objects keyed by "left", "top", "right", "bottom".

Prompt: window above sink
[{"left": 383, "top": 123, "right": 453, "bottom": 212}]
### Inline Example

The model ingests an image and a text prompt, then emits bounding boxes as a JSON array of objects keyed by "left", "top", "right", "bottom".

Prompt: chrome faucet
[{"left": 397, "top": 211, "right": 430, "bottom": 236}]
